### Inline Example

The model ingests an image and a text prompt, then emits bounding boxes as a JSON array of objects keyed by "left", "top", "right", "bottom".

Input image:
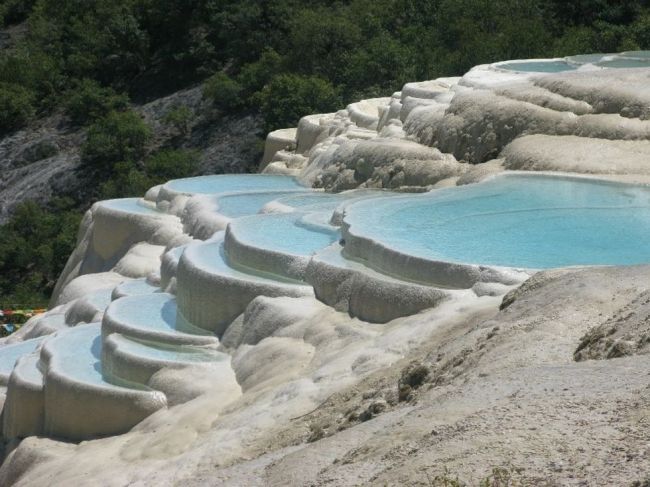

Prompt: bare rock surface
[
  {"left": 503, "top": 134, "right": 650, "bottom": 175},
  {"left": 3, "top": 267, "right": 650, "bottom": 486}
]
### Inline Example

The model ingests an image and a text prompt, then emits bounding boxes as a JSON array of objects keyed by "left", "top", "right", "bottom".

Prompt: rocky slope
[{"left": 0, "top": 85, "right": 263, "bottom": 223}]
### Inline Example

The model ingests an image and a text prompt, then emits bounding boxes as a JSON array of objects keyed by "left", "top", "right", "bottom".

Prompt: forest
[{"left": 1, "top": 0, "right": 649, "bottom": 304}]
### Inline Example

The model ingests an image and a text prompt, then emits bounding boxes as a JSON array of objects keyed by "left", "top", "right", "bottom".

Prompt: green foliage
[
  {"left": 0, "top": 199, "right": 81, "bottom": 305},
  {"left": 237, "top": 49, "right": 283, "bottom": 96},
  {"left": 65, "top": 79, "right": 129, "bottom": 126},
  {"left": 82, "top": 110, "right": 151, "bottom": 172},
  {"left": 0, "top": 0, "right": 36, "bottom": 26},
  {"left": 100, "top": 149, "right": 199, "bottom": 199},
  {"left": 143, "top": 148, "right": 199, "bottom": 181},
  {"left": 0, "top": 82, "right": 35, "bottom": 134},
  {"left": 162, "top": 105, "right": 193, "bottom": 136},
  {"left": 203, "top": 72, "right": 243, "bottom": 112},
  {"left": 259, "top": 74, "right": 340, "bottom": 132}
]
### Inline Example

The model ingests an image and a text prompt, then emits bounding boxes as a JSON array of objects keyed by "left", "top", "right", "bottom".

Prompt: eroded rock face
[
  {"left": 309, "top": 138, "right": 466, "bottom": 191},
  {"left": 575, "top": 289, "right": 650, "bottom": 361},
  {"left": 503, "top": 134, "right": 650, "bottom": 175}
]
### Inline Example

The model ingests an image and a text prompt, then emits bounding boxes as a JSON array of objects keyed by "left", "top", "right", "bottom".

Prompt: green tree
[
  {"left": 0, "top": 199, "right": 81, "bottom": 305},
  {"left": 0, "top": 82, "right": 35, "bottom": 134},
  {"left": 65, "top": 79, "right": 129, "bottom": 126},
  {"left": 162, "top": 105, "right": 193, "bottom": 136},
  {"left": 143, "top": 148, "right": 199, "bottom": 181},
  {"left": 82, "top": 110, "right": 151, "bottom": 172},
  {"left": 203, "top": 72, "right": 243, "bottom": 111},
  {"left": 259, "top": 74, "right": 340, "bottom": 132}
]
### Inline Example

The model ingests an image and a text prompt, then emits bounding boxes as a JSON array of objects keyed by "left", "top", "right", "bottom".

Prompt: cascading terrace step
[
  {"left": 102, "top": 294, "right": 218, "bottom": 347},
  {"left": 0, "top": 337, "right": 46, "bottom": 386},
  {"left": 102, "top": 333, "right": 228, "bottom": 386},
  {"left": 224, "top": 212, "right": 339, "bottom": 281},
  {"left": 175, "top": 234, "right": 314, "bottom": 336},
  {"left": 305, "top": 243, "right": 456, "bottom": 324},
  {"left": 3, "top": 353, "right": 44, "bottom": 439},
  {"left": 181, "top": 189, "right": 309, "bottom": 239},
  {"left": 2, "top": 324, "right": 167, "bottom": 441},
  {"left": 39, "top": 323, "right": 167, "bottom": 441},
  {"left": 111, "top": 278, "right": 160, "bottom": 300},
  {"left": 156, "top": 174, "right": 306, "bottom": 205}
]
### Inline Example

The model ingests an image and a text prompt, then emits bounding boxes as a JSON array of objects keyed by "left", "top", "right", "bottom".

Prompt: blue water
[
  {"left": 344, "top": 175, "right": 650, "bottom": 269},
  {"left": 101, "top": 198, "right": 160, "bottom": 215},
  {"left": 597, "top": 58, "right": 650, "bottom": 69},
  {"left": 164, "top": 174, "right": 305, "bottom": 195},
  {"left": 0, "top": 337, "right": 45, "bottom": 381},
  {"left": 271, "top": 190, "right": 391, "bottom": 212},
  {"left": 48, "top": 324, "right": 111, "bottom": 385},
  {"left": 215, "top": 190, "right": 307, "bottom": 217},
  {"left": 230, "top": 213, "right": 338, "bottom": 256},
  {"left": 85, "top": 289, "right": 115, "bottom": 311},
  {"left": 498, "top": 60, "right": 577, "bottom": 73},
  {"left": 567, "top": 53, "right": 609, "bottom": 65},
  {"left": 186, "top": 240, "right": 294, "bottom": 283},
  {"left": 113, "top": 278, "right": 159, "bottom": 298},
  {"left": 111, "top": 335, "right": 226, "bottom": 364},
  {"left": 109, "top": 294, "right": 210, "bottom": 336},
  {"left": 621, "top": 51, "right": 650, "bottom": 59}
]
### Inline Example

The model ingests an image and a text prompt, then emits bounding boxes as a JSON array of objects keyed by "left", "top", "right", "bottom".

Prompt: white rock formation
[{"left": 2, "top": 51, "right": 650, "bottom": 485}]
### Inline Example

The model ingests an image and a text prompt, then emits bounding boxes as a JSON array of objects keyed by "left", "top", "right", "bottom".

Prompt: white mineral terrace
[{"left": 3, "top": 51, "right": 650, "bottom": 485}]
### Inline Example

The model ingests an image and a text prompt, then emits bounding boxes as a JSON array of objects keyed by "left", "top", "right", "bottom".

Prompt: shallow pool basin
[
  {"left": 163, "top": 174, "right": 305, "bottom": 196},
  {"left": 496, "top": 60, "right": 578, "bottom": 73},
  {"left": 343, "top": 174, "right": 650, "bottom": 270},
  {"left": 214, "top": 190, "right": 308, "bottom": 217}
]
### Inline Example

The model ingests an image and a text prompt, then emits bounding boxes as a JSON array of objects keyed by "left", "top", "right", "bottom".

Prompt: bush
[
  {"left": 144, "top": 149, "right": 199, "bottom": 182},
  {"left": 100, "top": 149, "right": 199, "bottom": 199},
  {"left": 1, "top": 0, "right": 36, "bottom": 25},
  {"left": 0, "top": 82, "right": 35, "bottom": 134},
  {"left": 202, "top": 72, "right": 243, "bottom": 111},
  {"left": 162, "top": 105, "right": 193, "bottom": 136},
  {"left": 65, "top": 79, "right": 129, "bottom": 126},
  {"left": 99, "top": 161, "right": 153, "bottom": 199},
  {"left": 259, "top": 74, "right": 340, "bottom": 132},
  {"left": 82, "top": 110, "right": 151, "bottom": 171},
  {"left": 0, "top": 199, "right": 81, "bottom": 305},
  {"left": 237, "top": 49, "right": 284, "bottom": 96}
]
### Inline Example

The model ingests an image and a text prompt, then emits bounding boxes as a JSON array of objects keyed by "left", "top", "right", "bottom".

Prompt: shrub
[
  {"left": 0, "top": 82, "right": 35, "bottom": 134},
  {"left": 202, "top": 72, "right": 243, "bottom": 111},
  {"left": 82, "top": 110, "right": 151, "bottom": 171},
  {"left": 143, "top": 149, "right": 199, "bottom": 182},
  {"left": 0, "top": 198, "right": 81, "bottom": 305},
  {"left": 162, "top": 105, "right": 193, "bottom": 136},
  {"left": 65, "top": 79, "right": 129, "bottom": 126},
  {"left": 237, "top": 49, "right": 283, "bottom": 96},
  {"left": 99, "top": 161, "right": 153, "bottom": 199},
  {"left": 100, "top": 149, "right": 199, "bottom": 199},
  {"left": 259, "top": 74, "right": 340, "bottom": 132}
]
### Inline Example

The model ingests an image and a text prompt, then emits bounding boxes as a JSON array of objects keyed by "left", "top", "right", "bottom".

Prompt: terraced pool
[
  {"left": 344, "top": 174, "right": 650, "bottom": 269},
  {"left": 163, "top": 174, "right": 305, "bottom": 195}
]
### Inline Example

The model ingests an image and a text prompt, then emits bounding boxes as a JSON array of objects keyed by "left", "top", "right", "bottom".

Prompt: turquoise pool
[
  {"left": 497, "top": 60, "right": 577, "bottom": 73},
  {"left": 102, "top": 198, "right": 160, "bottom": 215},
  {"left": 163, "top": 174, "right": 305, "bottom": 195},
  {"left": 344, "top": 175, "right": 650, "bottom": 269},
  {"left": 215, "top": 190, "right": 308, "bottom": 217},
  {"left": 230, "top": 213, "right": 338, "bottom": 256},
  {"left": 497, "top": 51, "right": 650, "bottom": 72}
]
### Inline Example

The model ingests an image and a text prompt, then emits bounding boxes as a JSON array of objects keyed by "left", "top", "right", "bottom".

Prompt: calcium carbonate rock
[{"left": 5, "top": 51, "right": 650, "bottom": 462}]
